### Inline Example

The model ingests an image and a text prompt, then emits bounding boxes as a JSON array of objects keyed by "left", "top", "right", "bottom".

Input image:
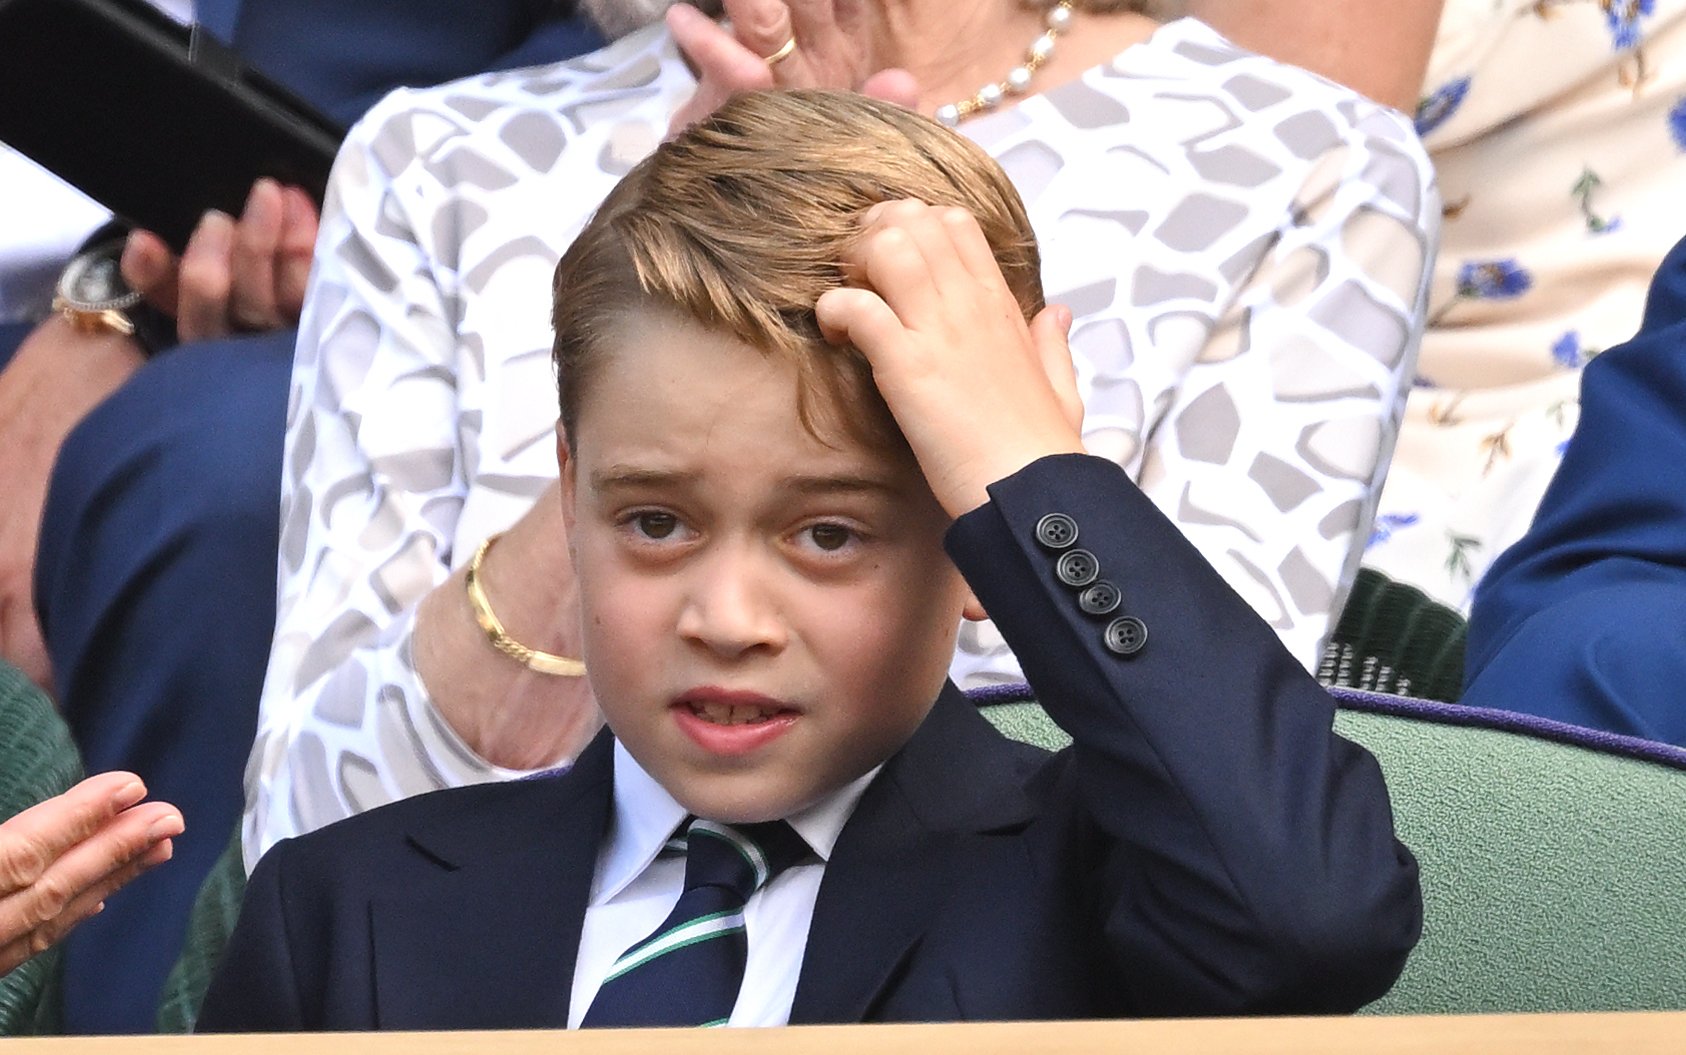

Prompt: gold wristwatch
[{"left": 52, "top": 239, "right": 142, "bottom": 337}]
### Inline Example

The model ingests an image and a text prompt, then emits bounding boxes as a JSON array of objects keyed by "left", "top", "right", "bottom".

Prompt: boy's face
[{"left": 559, "top": 312, "right": 974, "bottom": 823}]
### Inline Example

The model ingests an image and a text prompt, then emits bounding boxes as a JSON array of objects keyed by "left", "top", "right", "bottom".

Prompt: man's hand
[
  {"left": 815, "top": 200, "right": 1085, "bottom": 518},
  {"left": 121, "top": 178, "right": 319, "bottom": 342},
  {"left": 0, "top": 318, "right": 147, "bottom": 692},
  {"left": 0, "top": 771, "right": 182, "bottom": 977},
  {"left": 666, "top": 0, "right": 918, "bottom": 135}
]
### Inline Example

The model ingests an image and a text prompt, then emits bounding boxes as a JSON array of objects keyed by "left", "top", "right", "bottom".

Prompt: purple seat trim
[{"left": 964, "top": 682, "right": 1686, "bottom": 773}]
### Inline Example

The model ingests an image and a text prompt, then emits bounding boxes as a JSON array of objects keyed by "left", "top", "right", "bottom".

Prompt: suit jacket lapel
[
  {"left": 790, "top": 685, "right": 1039, "bottom": 1023},
  {"left": 370, "top": 730, "right": 615, "bottom": 1030}
]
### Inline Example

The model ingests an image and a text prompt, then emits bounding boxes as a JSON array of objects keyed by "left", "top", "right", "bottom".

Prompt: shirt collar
[{"left": 593, "top": 739, "right": 881, "bottom": 904}]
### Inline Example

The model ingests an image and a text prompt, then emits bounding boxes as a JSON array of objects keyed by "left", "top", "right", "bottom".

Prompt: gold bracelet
[{"left": 464, "top": 533, "right": 586, "bottom": 677}]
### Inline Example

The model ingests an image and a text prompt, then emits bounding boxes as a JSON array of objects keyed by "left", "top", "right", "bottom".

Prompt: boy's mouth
[
  {"left": 673, "top": 689, "right": 797, "bottom": 726},
  {"left": 687, "top": 701, "right": 785, "bottom": 725}
]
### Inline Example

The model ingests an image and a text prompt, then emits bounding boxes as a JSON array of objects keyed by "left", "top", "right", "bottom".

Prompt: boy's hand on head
[{"left": 816, "top": 200, "right": 1085, "bottom": 519}]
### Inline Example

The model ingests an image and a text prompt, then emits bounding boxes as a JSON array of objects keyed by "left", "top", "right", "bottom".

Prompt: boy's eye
[
  {"left": 634, "top": 512, "right": 679, "bottom": 539},
  {"left": 806, "top": 523, "right": 854, "bottom": 552}
]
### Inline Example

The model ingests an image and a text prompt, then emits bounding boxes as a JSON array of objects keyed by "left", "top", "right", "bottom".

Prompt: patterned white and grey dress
[{"left": 245, "top": 17, "right": 1438, "bottom": 867}]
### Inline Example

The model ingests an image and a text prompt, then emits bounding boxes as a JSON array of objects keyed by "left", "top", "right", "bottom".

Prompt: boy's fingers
[
  {"left": 858, "top": 224, "right": 942, "bottom": 327},
  {"left": 0, "top": 774, "right": 145, "bottom": 895},
  {"left": 939, "top": 207, "right": 1012, "bottom": 293},
  {"left": 815, "top": 287, "right": 903, "bottom": 359},
  {"left": 1031, "top": 304, "right": 1084, "bottom": 433}
]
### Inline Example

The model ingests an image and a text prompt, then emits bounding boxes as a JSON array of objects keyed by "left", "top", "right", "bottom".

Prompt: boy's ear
[
  {"left": 961, "top": 591, "right": 988, "bottom": 623},
  {"left": 556, "top": 426, "right": 578, "bottom": 535}
]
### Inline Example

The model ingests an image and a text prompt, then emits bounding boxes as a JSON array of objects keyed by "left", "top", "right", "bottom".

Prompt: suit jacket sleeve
[
  {"left": 946, "top": 453, "right": 1421, "bottom": 1015},
  {"left": 1463, "top": 234, "right": 1686, "bottom": 743}
]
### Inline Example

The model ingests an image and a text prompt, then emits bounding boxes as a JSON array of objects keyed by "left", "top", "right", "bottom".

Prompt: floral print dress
[{"left": 1364, "top": 0, "right": 1686, "bottom": 609}]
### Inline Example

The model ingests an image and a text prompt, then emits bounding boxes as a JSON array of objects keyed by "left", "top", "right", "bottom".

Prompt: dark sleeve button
[
  {"left": 1078, "top": 580, "right": 1122, "bottom": 616},
  {"left": 1034, "top": 512, "right": 1079, "bottom": 550},
  {"left": 1103, "top": 616, "right": 1147, "bottom": 656},
  {"left": 1055, "top": 548, "right": 1099, "bottom": 588}
]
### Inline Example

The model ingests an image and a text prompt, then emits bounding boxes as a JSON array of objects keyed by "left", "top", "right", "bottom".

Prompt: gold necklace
[{"left": 935, "top": 1, "right": 1075, "bottom": 127}]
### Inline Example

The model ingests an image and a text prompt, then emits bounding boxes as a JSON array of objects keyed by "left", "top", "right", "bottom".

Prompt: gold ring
[{"left": 763, "top": 37, "right": 797, "bottom": 67}]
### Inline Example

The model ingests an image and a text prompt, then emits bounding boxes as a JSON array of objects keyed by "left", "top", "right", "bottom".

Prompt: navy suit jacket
[
  {"left": 1465, "top": 233, "right": 1686, "bottom": 746},
  {"left": 197, "top": 456, "right": 1421, "bottom": 1031}
]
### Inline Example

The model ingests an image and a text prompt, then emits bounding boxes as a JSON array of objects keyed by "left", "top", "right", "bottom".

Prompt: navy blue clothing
[
  {"left": 0, "top": 320, "right": 29, "bottom": 370},
  {"left": 1465, "top": 234, "right": 1686, "bottom": 747},
  {"left": 196, "top": 455, "right": 1421, "bottom": 1032},
  {"left": 35, "top": 0, "right": 601, "bottom": 1032}
]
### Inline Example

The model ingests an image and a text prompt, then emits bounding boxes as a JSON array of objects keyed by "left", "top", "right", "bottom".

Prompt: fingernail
[
  {"left": 199, "top": 210, "right": 234, "bottom": 249},
  {"left": 148, "top": 815, "right": 184, "bottom": 841},
  {"left": 111, "top": 781, "right": 146, "bottom": 810},
  {"left": 283, "top": 188, "right": 310, "bottom": 227},
  {"left": 247, "top": 181, "right": 278, "bottom": 223}
]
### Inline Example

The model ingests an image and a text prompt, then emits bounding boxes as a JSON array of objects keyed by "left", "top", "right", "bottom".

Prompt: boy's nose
[{"left": 676, "top": 551, "right": 787, "bottom": 659}]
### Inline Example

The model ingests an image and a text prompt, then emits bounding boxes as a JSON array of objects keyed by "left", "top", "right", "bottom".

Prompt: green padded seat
[
  {"left": 972, "top": 683, "right": 1686, "bottom": 1014},
  {"left": 0, "top": 661, "right": 82, "bottom": 1036}
]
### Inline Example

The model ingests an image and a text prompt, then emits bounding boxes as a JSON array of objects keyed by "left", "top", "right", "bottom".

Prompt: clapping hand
[
  {"left": 666, "top": 0, "right": 919, "bottom": 134},
  {"left": 121, "top": 177, "right": 319, "bottom": 341},
  {"left": 816, "top": 200, "right": 1085, "bottom": 519},
  {"left": 0, "top": 772, "right": 182, "bottom": 976}
]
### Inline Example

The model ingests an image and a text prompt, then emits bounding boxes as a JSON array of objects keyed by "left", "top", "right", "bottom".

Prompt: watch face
[{"left": 59, "top": 243, "right": 142, "bottom": 312}]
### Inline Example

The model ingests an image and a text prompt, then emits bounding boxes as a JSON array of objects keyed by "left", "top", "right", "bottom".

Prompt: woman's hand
[
  {"left": 0, "top": 772, "right": 182, "bottom": 976},
  {"left": 666, "top": 0, "right": 918, "bottom": 135},
  {"left": 816, "top": 200, "right": 1085, "bottom": 518},
  {"left": 121, "top": 178, "right": 320, "bottom": 342}
]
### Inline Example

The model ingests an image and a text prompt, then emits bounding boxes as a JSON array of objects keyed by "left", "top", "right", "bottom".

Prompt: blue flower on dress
[
  {"left": 1551, "top": 331, "right": 1582, "bottom": 368},
  {"left": 1671, "top": 96, "right": 1686, "bottom": 151},
  {"left": 1368, "top": 512, "right": 1420, "bottom": 549},
  {"left": 1603, "top": 0, "right": 1656, "bottom": 51},
  {"left": 1414, "top": 77, "right": 1471, "bottom": 136},
  {"left": 1456, "top": 259, "right": 1534, "bottom": 300}
]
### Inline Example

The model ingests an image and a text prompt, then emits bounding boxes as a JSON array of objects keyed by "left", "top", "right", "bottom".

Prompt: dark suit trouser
[
  {"left": 1465, "top": 233, "right": 1686, "bottom": 747},
  {"left": 36, "top": 332, "right": 293, "bottom": 1033}
]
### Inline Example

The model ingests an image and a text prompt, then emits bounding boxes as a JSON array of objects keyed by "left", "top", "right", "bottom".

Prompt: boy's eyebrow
[
  {"left": 590, "top": 467, "right": 694, "bottom": 492},
  {"left": 780, "top": 473, "right": 902, "bottom": 497},
  {"left": 589, "top": 466, "right": 902, "bottom": 497}
]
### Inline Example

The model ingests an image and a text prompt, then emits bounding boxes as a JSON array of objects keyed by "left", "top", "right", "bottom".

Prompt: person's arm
[
  {"left": 819, "top": 201, "right": 1419, "bottom": 1016},
  {"left": 1186, "top": 0, "right": 1446, "bottom": 113},
  {"left": 0, "top": 772, "right": 181, "bottom": 976},
  {"left": 1138, "top": 79, "right": 1440, "bottom": 673},
  {"left": 245, "top": 90, "right": 598, "bottom": 871},
  {"left": 951, "top": 455, "right": 1421, "bottom": 1013}
]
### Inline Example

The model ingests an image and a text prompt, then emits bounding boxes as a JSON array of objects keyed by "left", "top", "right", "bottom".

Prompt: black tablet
[{"left": 0, "top": 0, "right": 346, "bottom": 251}]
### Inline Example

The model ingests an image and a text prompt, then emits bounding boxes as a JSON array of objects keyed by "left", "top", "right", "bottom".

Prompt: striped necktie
[{"left": 581, "top": 818, "right": 812, "bottom": 1028}]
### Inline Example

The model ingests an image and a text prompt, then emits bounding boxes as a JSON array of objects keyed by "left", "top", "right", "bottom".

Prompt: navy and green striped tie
[{"left": 580, "top": 817, "right": 812, "bottom": 1028}]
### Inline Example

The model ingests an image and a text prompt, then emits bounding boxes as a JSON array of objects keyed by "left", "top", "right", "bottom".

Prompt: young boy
[{"left": 197, "top": 90, "right": 1419, "bottom": 1032}]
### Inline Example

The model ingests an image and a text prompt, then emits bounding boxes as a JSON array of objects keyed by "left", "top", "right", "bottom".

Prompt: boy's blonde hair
[{"left": 551, "top": 89, "right": 1044, "bottom": 452}]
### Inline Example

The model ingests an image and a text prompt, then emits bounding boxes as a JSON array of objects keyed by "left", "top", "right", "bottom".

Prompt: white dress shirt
[{"left": 567, "top": 742, "right": 879, "bottom": 1027}]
